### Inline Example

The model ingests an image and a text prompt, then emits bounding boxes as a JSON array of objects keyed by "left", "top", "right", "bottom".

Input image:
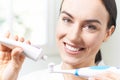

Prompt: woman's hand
[
  {"left": 88, "top": 71, "right": 120, "bottom": 80},
  {"left": 0, "top": 32, "right": 30, "bottom": 80}
]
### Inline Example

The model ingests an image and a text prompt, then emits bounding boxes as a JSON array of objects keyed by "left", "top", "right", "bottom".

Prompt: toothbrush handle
[{"left": 75, "top": 66, "right": 120, "bottom": 78}]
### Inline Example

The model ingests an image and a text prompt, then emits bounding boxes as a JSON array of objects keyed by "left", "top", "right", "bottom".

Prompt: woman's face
[{"left": 56, "top": 0, "right": 113, "bottom": 67}]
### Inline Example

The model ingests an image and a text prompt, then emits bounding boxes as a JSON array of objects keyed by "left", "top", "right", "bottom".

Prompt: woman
[{"left": 0, "top": 0, "right": 119, "bottom": 80}]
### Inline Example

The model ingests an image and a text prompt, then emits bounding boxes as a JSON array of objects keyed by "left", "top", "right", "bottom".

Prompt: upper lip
[{"left": 63, "top": 41, "right": 85, "bottom": 51}]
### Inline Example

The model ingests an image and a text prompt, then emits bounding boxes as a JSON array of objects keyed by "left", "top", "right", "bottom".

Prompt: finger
[
  {"left": 0, "top": 51, "right": 11, "bottom": 62},
  {"left": 0, "top": 32, "right": 11, "bottom": 51},
  {"left": 11, "top": 48, "right": 24, "bottom": 59},
  {"left": 5, "top": 32, "right": 10, "bottom": 38},
  {"left": 25, "top": 40, "right": 31, "bottom": 45},
  {"left": 103, "top": 71, "right": 120, "bottom": 80},
  {"left": 19, "top": 37, "right": 24, "bottom": 42},
  {"left": 88, "top": 77, "right": 101, "bottom": 80},
  {"left": 88, "top": 77, "right": 94, "bottom": 80},
  {"left": 12, "top": 35, "right": 18, "bottom": 41},
  {"left": 90, "top": 74, "right": 114, "bottom": 80},
  {"left": 11, "top": 48, "right": 25, "bottom": 67}
]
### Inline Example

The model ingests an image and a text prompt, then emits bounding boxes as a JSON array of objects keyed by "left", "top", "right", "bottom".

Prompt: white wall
[{"left": 101, "top": 0, "right": 120, "bottom": 66}]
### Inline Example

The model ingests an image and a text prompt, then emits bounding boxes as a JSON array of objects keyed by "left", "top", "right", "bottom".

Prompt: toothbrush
[
  {"left": 0, "top": 37, "right": 47, "bottom": 61},
  {"left": 48, "top": 63, "right": 120, "bottom": 78}
]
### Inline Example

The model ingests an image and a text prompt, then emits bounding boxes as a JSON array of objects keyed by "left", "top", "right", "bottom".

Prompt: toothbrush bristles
[{"left": 48, "top": 63, "right": 55, "bottom": 72}]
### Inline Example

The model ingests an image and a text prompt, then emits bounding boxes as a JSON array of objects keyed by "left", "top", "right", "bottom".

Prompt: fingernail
[{"left": 88, "top": 77, "right": 93, "bottom": 80}]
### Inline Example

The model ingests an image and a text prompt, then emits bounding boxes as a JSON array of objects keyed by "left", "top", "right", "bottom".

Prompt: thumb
[
  {"left": 11, "top": 47, "right": 25, "bottom": 67},
  {"left": 88, "top": 77, "right": 95, "bottom": 80}
]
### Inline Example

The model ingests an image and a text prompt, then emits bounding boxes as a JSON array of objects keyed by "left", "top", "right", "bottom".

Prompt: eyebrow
[
  {"left": 61, "top": 11, "right": 73, "bottom": 19},
  {"left": 61, "top": 11, "right": 101, "bottom": 25},
  {"left": 85, "top": 19, "right": 101, "bottom": 25}
]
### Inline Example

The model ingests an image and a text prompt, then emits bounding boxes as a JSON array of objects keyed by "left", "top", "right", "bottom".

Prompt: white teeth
[{"left": 66, "top": 44, "right": 79, "bottom": 51}]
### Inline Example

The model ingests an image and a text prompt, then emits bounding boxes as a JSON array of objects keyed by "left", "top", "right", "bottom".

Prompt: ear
[{"left": 103, "top": 25, "right": 115, "bottom": 42}]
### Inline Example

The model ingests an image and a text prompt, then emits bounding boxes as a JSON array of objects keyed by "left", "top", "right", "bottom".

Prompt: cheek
[
  {"left": 83, "top": 33, "right": 105, "bottom": 48},
  {"left": 56, "top": 26, "right": 65, "bottom": 47},
  {"left": 56, "top": 22, "right": 67, "bottom": 41}
]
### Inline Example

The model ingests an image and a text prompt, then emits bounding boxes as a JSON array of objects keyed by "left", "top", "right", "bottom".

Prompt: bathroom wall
[{"left": 101, "top": 0, "right": 120, "bottom": 66}]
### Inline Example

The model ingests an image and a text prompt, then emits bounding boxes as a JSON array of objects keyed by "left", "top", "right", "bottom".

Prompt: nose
[{"left": 67, "top": 24, "right": 82, "bottom": 43}]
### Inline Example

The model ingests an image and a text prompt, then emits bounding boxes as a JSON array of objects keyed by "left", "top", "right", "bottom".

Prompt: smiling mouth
[{"left": 64, "top": 42, "right": 85, "bottom": 52}]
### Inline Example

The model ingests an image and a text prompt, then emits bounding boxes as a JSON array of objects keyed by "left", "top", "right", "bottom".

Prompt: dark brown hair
[
  {"left": 102, "top": 0, "right": 117, "bottom": 29},
  {"left": 95, "top": 0, "right": 117, "bottom": 64}
]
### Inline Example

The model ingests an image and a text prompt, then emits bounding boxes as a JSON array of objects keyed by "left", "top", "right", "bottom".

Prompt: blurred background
[{"left": 0, "top": 0, "right": 120, "bottom": 78}]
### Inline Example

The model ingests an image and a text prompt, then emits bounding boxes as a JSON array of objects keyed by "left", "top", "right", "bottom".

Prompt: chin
[{"left": 62, "top": 57, "right": 83, "bottom": 67}]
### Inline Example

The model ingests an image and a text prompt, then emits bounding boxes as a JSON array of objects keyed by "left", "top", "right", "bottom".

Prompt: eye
[
  {"left": 87, "top": 25, "right": 97, "bottom": 30},
  {"left": 83, "top": 24, "right": 98, "bottom": 32},
  {"left": 62, "top": 17, "right": 72, "bottom": 23}
]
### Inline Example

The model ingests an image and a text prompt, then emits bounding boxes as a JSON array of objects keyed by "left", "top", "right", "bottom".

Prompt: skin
[
  {"left": 0, "top": 32, "right": 30, "bottom": 80},
  {"left": 0, "top": 0, "right": 119, "bottom": 80},
  {"left": 56, "top": 0, "right": 114, "bottom": 68},
  {"left": 56, "top": 0, "right": 115, "bottom": 79}
]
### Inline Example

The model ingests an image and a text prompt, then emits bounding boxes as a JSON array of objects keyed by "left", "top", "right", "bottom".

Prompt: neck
[
  {"left": 61, "top": 61, "right": 96, "bottom": 70},
  {"left": 61, "top": 62, "right": 96, "bottom": 80}
]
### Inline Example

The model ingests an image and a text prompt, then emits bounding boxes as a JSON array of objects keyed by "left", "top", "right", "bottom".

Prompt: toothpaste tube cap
[{"left": 41, "top": 55, "right": 47, "bottom": 61}]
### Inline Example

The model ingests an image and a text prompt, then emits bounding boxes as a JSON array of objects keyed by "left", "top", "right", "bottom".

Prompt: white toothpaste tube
[{"left": 0, "top": 37, "right": 47, "bottom": 61}]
